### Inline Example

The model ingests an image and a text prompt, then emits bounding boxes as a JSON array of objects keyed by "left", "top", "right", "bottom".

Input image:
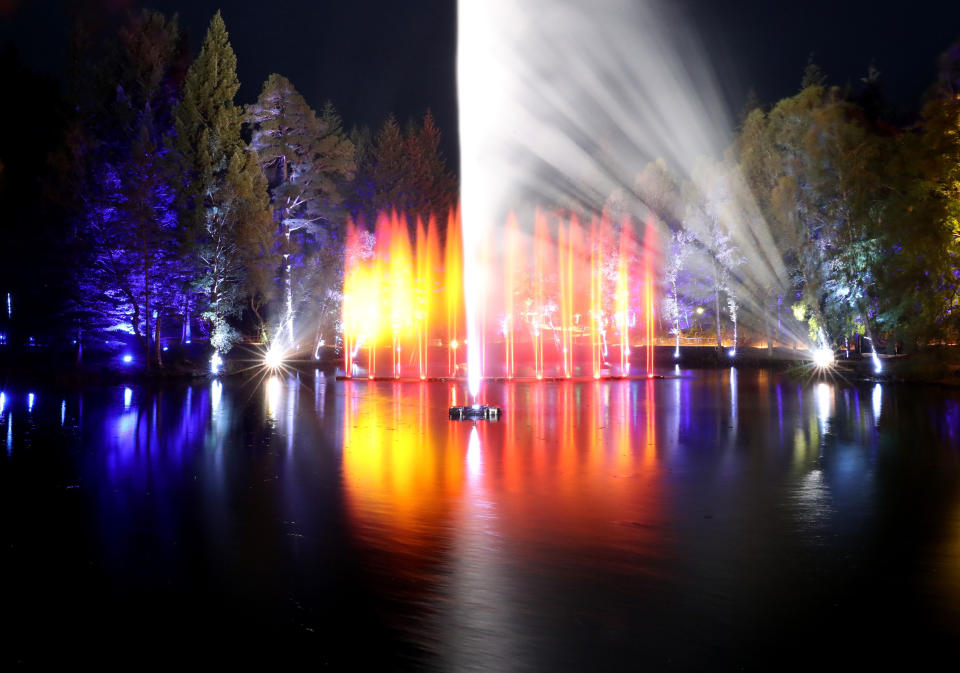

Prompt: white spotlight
[
  {"left": 264, "top": 347, "right": 284, "bottom": 369},
  {"left": 812, "top": 348, "right": 835, "bottom": 369}
]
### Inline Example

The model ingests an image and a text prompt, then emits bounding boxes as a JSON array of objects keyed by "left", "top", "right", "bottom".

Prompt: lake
[{"left": 1, "top": 368, "right": 958, "bottom": 668}]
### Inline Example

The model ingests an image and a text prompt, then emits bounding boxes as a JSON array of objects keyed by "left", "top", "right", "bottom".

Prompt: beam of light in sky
[{"left": 457, "top": 0, "right": 809, "bottom": 358}]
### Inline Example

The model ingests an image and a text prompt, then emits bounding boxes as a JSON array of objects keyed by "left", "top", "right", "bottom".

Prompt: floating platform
[{"left": 449, "top": 404, "right": 502, "bottom": 421}]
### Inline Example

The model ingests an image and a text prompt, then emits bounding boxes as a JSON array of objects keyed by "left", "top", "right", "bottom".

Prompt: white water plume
[{"left": 458, "top": 0, "right": 810, "bottom": 372}]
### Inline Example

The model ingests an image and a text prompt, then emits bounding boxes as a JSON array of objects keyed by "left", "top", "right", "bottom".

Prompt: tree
[
  {"left": 348, "top": 112, "right": 457, "bottom": 226},
  {"left": 63, "top": 9, "right": 188, "bottom": 368},
  {"left": 200, "top": 148, "right": 272, "bottom": 353},
  {"left": 247, "top": 75, "right": 354, "bottom": 346},
  {"left": 405, "top": 109, "right": 457, "bottom": 220},
  {"left": 174, "top": 11, "right": 270, "bottom": 357},
  {"left": 120, "top": 115, "right": 184, "bottom": 368},
  {"left": 664, "top": 229, "right": 694, "bottom": 355},
  {"left": 801, "top": 55, "right": 827, "bottom": 89},
  {"left": 882, "top": 39, "right": 960, "bottom": 345},
  {"left": 685, "top": 160, "right": 744, "bottom": 351},
  {"left": 368, "top": 115, "right": 406, "bottom": 216}
]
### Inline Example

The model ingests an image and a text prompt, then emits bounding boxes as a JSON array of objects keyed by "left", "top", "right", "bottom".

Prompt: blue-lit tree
[{"left": 64, "top": 10, "right": 190, "bottom": 368}]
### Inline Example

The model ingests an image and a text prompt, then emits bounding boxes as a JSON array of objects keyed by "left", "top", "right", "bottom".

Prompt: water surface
[{"left": 2, "top": 369, "right": 958, "bottom": 668}]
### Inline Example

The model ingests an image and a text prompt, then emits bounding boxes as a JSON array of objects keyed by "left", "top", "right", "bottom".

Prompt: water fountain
[
  {"left": 340, "top": 0, "right": 818, "bottom": 416},
  {"left": 340, "top": 208, "right": 662, "bottom": 384}
]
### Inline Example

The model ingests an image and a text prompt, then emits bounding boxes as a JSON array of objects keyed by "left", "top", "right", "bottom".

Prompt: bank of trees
[
  {"left": 653, "top": 51, "right": 960, "bottom": 353},
  {"left": 59, "top": 9, "right": 456, "bottom": 367}
]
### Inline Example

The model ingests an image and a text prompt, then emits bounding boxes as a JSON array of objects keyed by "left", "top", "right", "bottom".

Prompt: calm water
[{"left": 2, "top": 369, "right": 959, "bottom": 668}]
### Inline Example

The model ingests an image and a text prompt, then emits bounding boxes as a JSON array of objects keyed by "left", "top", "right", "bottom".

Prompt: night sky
[{"left": 2, "top": 0, "right": 960, "bottom": 167}]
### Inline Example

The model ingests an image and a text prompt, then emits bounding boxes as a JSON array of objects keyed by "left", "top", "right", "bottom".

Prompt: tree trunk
[
  {"left": 285, "top": 256, "right": 293, "bottom": 346},
  {"left": 155, "top": 313, "right": 163, "bottom": 369},
  {"left": 183, "top": 308, "right": 191, "bottom": 344},
  {"left": 861, "top": 307, "right": 881, "bottom": 371},
  {"left": 714, "top": 286, "right": 722, "bottom": 349},
  {"left": 143, "top": 288, "right": 151, "bottom": 371},
  {"left": 766, "top": 294, "right": 773, "bottom": 356},
  {"left": 731, "top": 309, "right": 738, "bottom": 352}
]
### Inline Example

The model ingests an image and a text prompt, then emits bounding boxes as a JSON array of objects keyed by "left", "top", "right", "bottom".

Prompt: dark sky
[{"left": 3, "top": 0, "right": 960, "bottom": 167}]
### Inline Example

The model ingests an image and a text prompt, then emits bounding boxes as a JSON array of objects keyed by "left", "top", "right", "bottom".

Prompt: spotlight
[
  {"left": 264, "top": 347, "right": 284, "bottom": 369},
  {"left": 812, "top": 347, "right": 835, "bottom": 369},
  {"left": 122, "top": 354, "right": 133, "bottom": 364}
]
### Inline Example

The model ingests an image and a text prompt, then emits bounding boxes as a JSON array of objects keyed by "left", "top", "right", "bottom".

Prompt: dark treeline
[{"left": 0, "top": 8, "right": 456, "bottom": 371}]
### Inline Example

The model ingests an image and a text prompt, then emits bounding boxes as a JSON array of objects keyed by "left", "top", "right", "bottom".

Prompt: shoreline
[{"left": 2, "top": 344, "right": 959, "bottom": 388}]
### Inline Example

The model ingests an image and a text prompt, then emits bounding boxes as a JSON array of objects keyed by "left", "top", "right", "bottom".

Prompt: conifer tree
[
  {"left": 369, "top": 115, "right": 407, "bottom": 215},
  {"left": 407, "top": 109, "right": 457, "bottom": 219},
  {"left": 63, "top": 9, "right": 188, "bottom": 367},
  {"left": 247, "top": 74, "right": 354, "bottom": 345},
  {"left": 350, "top": 113, "right": 457, "bottom": 225},
  {"left": 174, "top": 11, "right": 270, "bottom": 355}
]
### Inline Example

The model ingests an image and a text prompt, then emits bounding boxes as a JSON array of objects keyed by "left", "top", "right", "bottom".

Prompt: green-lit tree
[
  {"left": 174, "top": 11, "right": 270, "bottom": 356},
  {"left": 737, "top": 79, "right": 890, "bottom": 349},
  {"left": 880, "top": 41, "right": 960, "bottom": 345}
]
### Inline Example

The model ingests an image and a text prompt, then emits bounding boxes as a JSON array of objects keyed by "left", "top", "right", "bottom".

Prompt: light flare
[{"left": 812, "top": 347, "right": 835, "bottom": 369}]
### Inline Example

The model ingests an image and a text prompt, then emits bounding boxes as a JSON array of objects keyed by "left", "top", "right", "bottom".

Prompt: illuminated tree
[
  {"left": 685, "top": 160, "right": 744, "bottom": 350},
  {"left": 878, "top": 41, "right": 960, "bottom": 345},
  {"left": 63, "top": 9, "right": 189, "bottom": 367},
  {"left": 247, "top": 75, "right": 355, "bottom": 346},
  {"left": 737, "top": 79, "right": 890, "bottom": 349},
  {"left": 664, "top": 229, "right": 694, "bottom": 355},
  {"left": 174, "top": 11, "right": 270, "bottom": 356}
]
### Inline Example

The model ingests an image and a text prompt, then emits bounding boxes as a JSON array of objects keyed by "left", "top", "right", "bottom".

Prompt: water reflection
[
  {"left": 211, "top": 379, "right": 222, "bottom": 412},
  {"left": 873, "top": 383, "right": 882, "bottom": 425},
  {"left": 265, "top": 375, "right": 281, "bottom": 420},
  {"left": 816, "top": 381, "right": 833, "bottom": 432},
  {"left": 466, "top": 425, "right": 482, "bottom": 482},
  {"left": 1, "top": 371, "right": 959, "bottom": 668}
]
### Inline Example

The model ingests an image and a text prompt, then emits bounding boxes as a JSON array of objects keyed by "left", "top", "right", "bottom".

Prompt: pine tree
[
  {"left": 408, "top": 109, "right": 457, "bottom": 220},
  {"left": 315, "top": 101, "right": 358, "bottom": 227},
  {"left": 247, "top": 74, "right": 354, "bottom": 345},
  {"left": 199, "top": 147, "right": 272, "bottom": 354},
  {"left": 63, "top": 9, "right": 188, "bottom": 366},
  {"left": 174, "top": 11, "right": 268, "bottom": 356},
  {"left": 369, "top": 115, "right": 407, "bottom": 215},
  {"left": 801, "top": 55, "right": 827, "bottom": 90},
  {"left": 351, "top": 112, "right": 457, "bottom": 226}
]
